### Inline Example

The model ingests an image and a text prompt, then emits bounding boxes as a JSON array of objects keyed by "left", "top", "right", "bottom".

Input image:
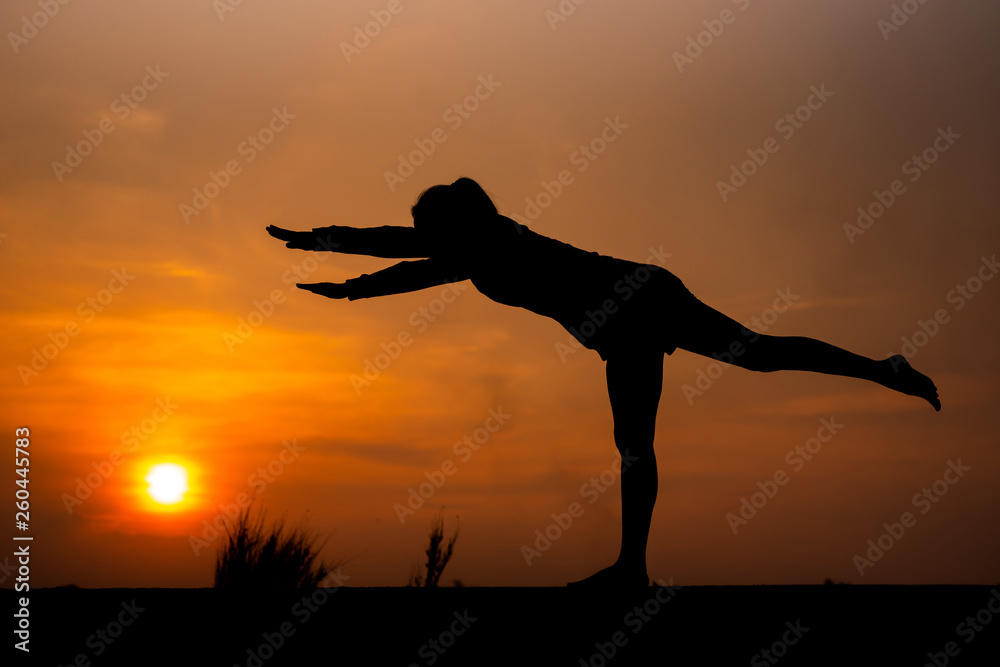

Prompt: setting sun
[{"left": 145, "top": 463, "right": 190, "bottom": 505}]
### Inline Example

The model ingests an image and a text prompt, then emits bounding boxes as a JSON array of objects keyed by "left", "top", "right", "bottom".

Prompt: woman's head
[{"left": 411, "top": 178, "right": 498, "bottom": 241}]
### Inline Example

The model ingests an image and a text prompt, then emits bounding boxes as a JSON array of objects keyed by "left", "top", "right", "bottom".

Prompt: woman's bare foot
[
  {"left": 880, "top": 355, "right": 941, "bottom": 411},
  {"left": 567, "top": 562, "right": 649, "bottom": 590}
]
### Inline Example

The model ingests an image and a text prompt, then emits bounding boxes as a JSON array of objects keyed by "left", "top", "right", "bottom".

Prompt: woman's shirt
[{"left": 333, "top": 215, "right": 681, "bottom": 359}]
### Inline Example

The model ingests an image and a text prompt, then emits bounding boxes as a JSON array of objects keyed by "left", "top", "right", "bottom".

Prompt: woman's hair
[{"left": 411, "top": 178, "right": 498, "bottom": 235}]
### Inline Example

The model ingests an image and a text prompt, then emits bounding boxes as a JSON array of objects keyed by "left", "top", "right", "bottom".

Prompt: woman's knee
[{"left": 613, "top": 426, "right": 655, "bottom": 454}]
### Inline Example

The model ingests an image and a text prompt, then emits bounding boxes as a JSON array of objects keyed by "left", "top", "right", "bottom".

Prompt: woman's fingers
[
  {"left": 267, "top": 225, "right": 342, "bottom": 252},
  {"left": 266, "top": 226, "right": 319, "bottom": 249},
  {"left": 266, "top": 225, "right": 297, "bottom": 240},
  {"left": 296, "top": 282, "right": 348, "bottom": 299},
  {"left": 267, "top": 226, "right": 312, "bottom": 248}
]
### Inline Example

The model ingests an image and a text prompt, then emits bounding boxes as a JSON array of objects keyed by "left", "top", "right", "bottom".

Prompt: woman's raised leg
[{"left": 673, "top": 297, "right": 941, "bottom": 410}]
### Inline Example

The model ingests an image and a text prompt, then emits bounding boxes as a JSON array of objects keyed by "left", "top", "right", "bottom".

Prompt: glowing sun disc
[{"left": 145, "top": 463, "right": 189, "bottom": 504}]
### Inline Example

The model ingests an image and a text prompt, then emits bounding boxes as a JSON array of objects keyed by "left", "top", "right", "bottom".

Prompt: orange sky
[{"left": 2, "top": 0, "right": 998, "bottom": 588}]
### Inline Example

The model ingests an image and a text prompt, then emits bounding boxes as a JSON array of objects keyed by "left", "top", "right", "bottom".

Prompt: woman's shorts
[{"left": 579, "top": 264, "right": 702, "bottom": 361}]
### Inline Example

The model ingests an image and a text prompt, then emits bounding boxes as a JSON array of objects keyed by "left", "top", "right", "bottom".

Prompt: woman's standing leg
[{"left": 569, "top": 349, "right": 663, "bottom": 589}]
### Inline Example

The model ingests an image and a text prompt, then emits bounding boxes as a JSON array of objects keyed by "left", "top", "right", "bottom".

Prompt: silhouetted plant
[
  {"left": 407, "top": 510, "right": 460, "bottom": 587},
  {"left": 214, "top": 504, "right": 335, "bottom": 590}
]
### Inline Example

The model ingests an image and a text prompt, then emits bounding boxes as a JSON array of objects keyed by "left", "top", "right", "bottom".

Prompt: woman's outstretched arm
[
  {"left": 297, "top": 257, "right": 469, "bottom": 300},
  {"left": 266, "top": 224, "right": 432, "bottom": 258}
]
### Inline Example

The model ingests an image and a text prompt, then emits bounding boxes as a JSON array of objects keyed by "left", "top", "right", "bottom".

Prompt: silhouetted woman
[{"left": 267, "top": 177, "right": 940, "bottom": 590}]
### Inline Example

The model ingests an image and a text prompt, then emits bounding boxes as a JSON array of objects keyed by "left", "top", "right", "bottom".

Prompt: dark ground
[{"left": 6, "top": 584, "right": 1000, "bottom": 666}]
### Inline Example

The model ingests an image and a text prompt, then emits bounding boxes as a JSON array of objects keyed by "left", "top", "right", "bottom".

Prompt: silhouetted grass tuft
[
  {"left": 214, "top": 505, "right": 336, "bottom": 590},
  {"left": 408, "top": 510, "right": 460, "bottom": 587}
]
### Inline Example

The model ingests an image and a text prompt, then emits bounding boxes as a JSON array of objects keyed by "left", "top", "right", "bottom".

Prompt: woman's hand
[
  {"left": 296, "top": 282, "right": 349, "bottom": 299},
  {"left": 267, "top": 225, "right": 342, "bottom": 251},
  {"left": 266, "top": 225, "right": 328, "bottom": 250}
]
